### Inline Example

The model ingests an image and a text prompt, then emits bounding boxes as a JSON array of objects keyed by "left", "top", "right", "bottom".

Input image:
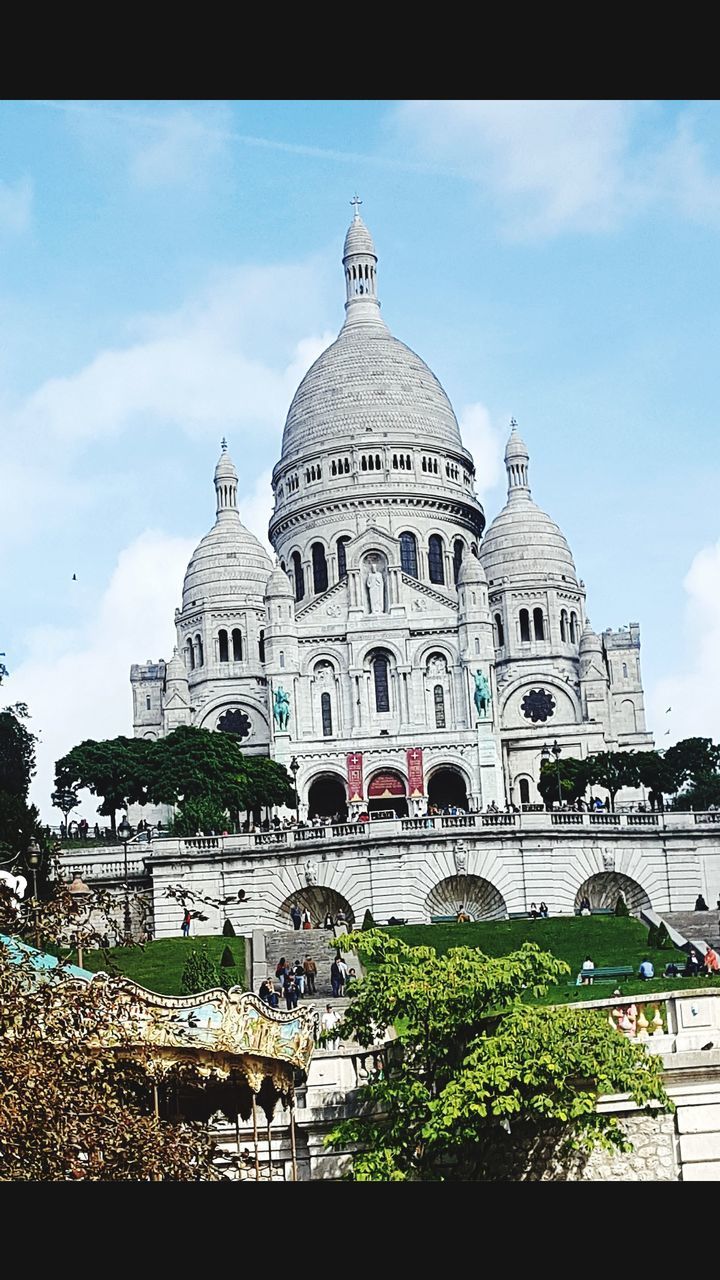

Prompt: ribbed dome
[
  {"left": 182, "top": 516, "right": 273, "bottom": 610},
  {"left": 265, "top": 563, "right": 294, "bottom": 598},
  {"left": 343, "top": 214, "right": 376, "bottom": 259},
  {"left": 280, "top": 324, "right": 464, "bottom": 461},
  {"left": 480, "top": 499, "right": 578, "bottom": 584},
  {"left": 458, "top": 554, "right": 487, "bottom": 586}
]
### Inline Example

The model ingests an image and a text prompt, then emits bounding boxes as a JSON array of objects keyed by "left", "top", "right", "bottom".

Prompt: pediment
[{"left": 296, "top": 578, "right": 349, "bottom": 622}]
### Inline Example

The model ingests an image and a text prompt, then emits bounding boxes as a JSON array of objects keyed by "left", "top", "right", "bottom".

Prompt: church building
[{"left": 130, "top": 203, "right": 653, "bottom": 819}]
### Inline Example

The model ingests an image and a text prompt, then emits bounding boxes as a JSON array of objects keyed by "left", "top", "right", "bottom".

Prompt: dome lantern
[
  {"left": 342, "top": 195, "right": 381, "bottom": 326},
  {"left": 214, "top": 438, "right": 238, "bottom": 520}
]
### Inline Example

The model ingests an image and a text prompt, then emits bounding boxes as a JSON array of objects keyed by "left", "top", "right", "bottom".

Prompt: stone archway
[
  {"left": 425, "top": 875, "right": 506, "bottom": 922},
  {"left": 307, "top": 773, "right": 347, "bottom": 820},
  {"left": 427, "top": 766, "right": 469, "bottom": 812},
  {"left": 367, "top": 769, "right": 408, "bottom": 818},
  {"left": 575, "top": 872, "right": 651, "bottom": 915},
  {"left": 278, "top": 886, "right": 354, "bottom": 929}
]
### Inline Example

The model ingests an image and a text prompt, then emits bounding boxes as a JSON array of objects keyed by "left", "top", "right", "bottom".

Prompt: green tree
[
  {"left": 634, "top": 751, "right": 681, "bottom": 811},
  {"left": 54, "top": 737, "right": 151, "bottom": 833},
  {"left": 537, "top": 756, "right": 589, "bottom": 808},
  {"left": 180, "top": 946, "right": 222, "bottom": 996},
  {"left": 170, "top": 797, "right": 230, "bottom": 837},
  {"left": 145, "top": 726, "right": 248, "bottom": 816},
  {"left": 326, "top": 930, "right": 670, "bottom": 1181},
  {"left": 586, "top": 751, "right": 640, "bottom": 812},
  {"left": 0, "top": 667, "right": 55, "bottom": 880},
  {"left": 666, "top": 738, "right": 720, "bottom": 811}
]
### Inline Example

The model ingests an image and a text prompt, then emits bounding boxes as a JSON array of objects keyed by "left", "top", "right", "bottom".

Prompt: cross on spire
[
  {"left": 350, "top": 193, "right": 363, "bottom": 220},
  {"left": 510, "top": 417, "right": 518, "bottom": 429},
  {"left": 221, "top": 436, "right": 228, "bottom": 451}
]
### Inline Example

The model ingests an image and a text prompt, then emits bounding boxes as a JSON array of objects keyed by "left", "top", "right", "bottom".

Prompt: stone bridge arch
[
  {"left": 278, "top": 886, "right": 355, "bottom": 929},
  {"left": 575, "top": 872, "right": 651, "bottom": 915},
  {"left": 425, "top": 875, "right": 506, "bottom": 922}
]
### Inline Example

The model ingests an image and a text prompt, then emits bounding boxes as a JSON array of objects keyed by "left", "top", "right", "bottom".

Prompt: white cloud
[
  {"left": 649, "top": 540, "right": 720, "bottom": 744},
  {"left": 0, "top": 176, "right": 32, "bottom": 235},
  {"left": 459, "top": 402, "right": 504, "bottom": 500},
  {"left": 5, "top": 531, "right": 196, "bottom": 823},
  {"left": 129, "top": 108, "right": 229, "bottom": 188}
]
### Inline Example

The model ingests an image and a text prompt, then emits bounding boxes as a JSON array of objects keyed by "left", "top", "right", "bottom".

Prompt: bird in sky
[
  {"left": 666, "top": 706, "right": 672, "bottom": 713},
  {"left": 72, "top": 573, "right": 77, "bottom": 581},
  {"left": 664, "top": 730, "right": 670, "bottom": 736}
]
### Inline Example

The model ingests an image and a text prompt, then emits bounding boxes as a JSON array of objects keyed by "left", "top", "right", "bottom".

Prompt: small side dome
[
  {"left": 457, "top": 554, "right": 487, "bottom": 586},
  {"left": 165, "top": 647, "right": 187, "bottom": 683},
  {"left": 265, "top": 563, "right": 294, "bottom": 599},
  {"left": 579, "top": 621, "right": 602, "bottom": 653}
]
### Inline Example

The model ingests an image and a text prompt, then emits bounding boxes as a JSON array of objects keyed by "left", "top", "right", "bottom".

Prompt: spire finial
[
  {"left": 350, "top": 193, "right": 363, "bottom": 220},
  {"left": 510, "top": 417, "right": 518, "bottom": 430},
  {"left": 221, "top": 436, "right": 228, "bottom": 452}
]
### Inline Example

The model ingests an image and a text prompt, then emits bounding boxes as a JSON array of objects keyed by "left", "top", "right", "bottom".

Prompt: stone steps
[
  {"left": 264, "top": 928, "right": 347, "bottom": 1000},
  {"left": 664, "top": 911, "right": 720, "bottom": 945}
]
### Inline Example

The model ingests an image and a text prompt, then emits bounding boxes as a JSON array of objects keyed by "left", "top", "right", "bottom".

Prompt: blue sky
[{"left": 2, "top": 100, "right": 720, "bottom": 819}]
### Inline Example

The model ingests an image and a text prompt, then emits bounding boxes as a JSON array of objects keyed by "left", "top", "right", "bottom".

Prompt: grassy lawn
[
  {"left": 368, "top": 918, "right": 720, "bottom": 1006},
  {"left": 74, "top": 936, "right": 246, "bottom": 996}
]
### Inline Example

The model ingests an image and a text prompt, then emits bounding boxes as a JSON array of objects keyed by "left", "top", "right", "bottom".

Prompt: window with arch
[
  {"left": 373, "top": 652, "right": 391, "bottom": 713},
  {"left": 291, "top": 551, "right": 304, "bottom": 602},
  {"left": 400, "top": 531, "right": 419, "bottom": 578},
  {"left": 195, "top": 635, "right": 204, "bottom": 666},
  {"left": 570, "top": 611, "right": 578, "bottom": 644},
  {"left": 312, "top": 542, "right": 328, "bottom": 594},
  {"left": 258, "top": 629, "right": 265, "bottom": 663},
  {"left": 474, "top": 637, "right": 480, "bottom": 655},
  {"left": 560, "top": 609, "right": 568, "bottom": 642},
  {"left": 519, "top": 609, "right": 531, "bottom": 643},
  {"left": 471, "top": 542, "right": 479, "bottom": 558},
  {"left": 428, "top": 534, "right": 445, "bottom": 585},
  {"left": 337, "top": 536, "right": 351, "bottom": 580},
  {"left": 494, "top": 613, "right": 505, "bottom": 647},
  {"left": 187, "top": 642, "right": 195, "bottom": 671},
  {"left": 533, "top": 608, "right": 545, "bottom": 641},
  {"left": 453, "top": 539, "right": 464, "bottom": 585},
  {"left": 232, "top": 629, "right": 242, "bottom": 662},
  {"left": 518, "top": 778, "right": 530, "bottom": 806},
  {"left": 622, "top": 662, "right": 628, "bottom": 678},
  {"left": 279, "top": 650, "right": 285, "bottom": 669},
  {"left": 434, "top": 684, "right": 446, "bottom": 729},
  {"left": 321, "top": 692, "right": 333, "bottom": 737},
  {"left": 146, "top": 695, "right": 151, "bottom": 711},
  {"left": 218, "top": 629, "right": 229, "bottom": 663}
]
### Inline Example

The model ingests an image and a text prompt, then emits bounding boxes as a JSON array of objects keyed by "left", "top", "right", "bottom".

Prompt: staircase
[
  {"left": 263, "top": 927, "right": 348, "bottom": 1003},
  {"left": 663, "top": 910, "right": 720, "bottom": 948}
]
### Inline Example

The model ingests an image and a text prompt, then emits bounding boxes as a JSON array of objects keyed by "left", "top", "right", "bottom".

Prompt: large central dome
[
  {"left": 280, "top": 324, "right": 463, "bottom": 461},
  {"left": 278, "top": 207, "right": 465, "bottom": 466}
]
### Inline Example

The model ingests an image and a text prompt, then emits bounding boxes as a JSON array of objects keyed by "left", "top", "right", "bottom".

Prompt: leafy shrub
[{"left": 180, "top": 946, "right": 221, "bottom": 995}]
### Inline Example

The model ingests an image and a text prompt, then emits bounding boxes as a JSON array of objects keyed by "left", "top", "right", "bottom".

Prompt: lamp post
[
  {"left": 67, "top": 874, "right": 92, "bottom": 968},
  {"left": 26, "top": 839, "right": 42, "bottom": 948},
  {"left": 118, "top": 816, "right": 132, "bottom": 944},
  {"left": 289, "top": 757, "right": 300, "bottom": 818}
]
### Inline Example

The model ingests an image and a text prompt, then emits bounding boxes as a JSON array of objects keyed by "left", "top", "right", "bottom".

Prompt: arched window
[
  {"left": 400, "top": 531, "right": 418, "bottom": 578},
  {"left": 622, "top": 662, "right": 628, "bottom": 678},
  {"left": 519, "top": 609, "right": 531, "bottom": 643},
  {"left": 232, "top": 629, "right": 242, "bottom": 661},
  {"left": 258, "top": 629, "right": 265, "bottom": 663},
  {"left": 279, "top": 650, "right": 285, "bottom": 669},
  {"left": 560, "top": 610, "right": 568, "bottom": 642},
  {"left": 146, "top": 695, "right": 151, "bottom": 711},
  {"left": 187, "top": 642, "right": 195, "bottom": 671},
  {"left": 519, "top": 778, "right": 530, "bottom": 806},
  {"left": 291, "top": 551, "right": 304, "bottom": 602},
  {"left": 337, "top": 536, "right": 350, "bottom": 580},
  {"left": 312, "top": 542, "right": 328, "bottom": 593},
  {"left": 428, "top": 534, "right": 445, "bottom": 585},
  {"left": 453, "top": 539, "right": 464, "bottom": 585},
  {"left": 494, "top": 613, "right": 505, "bottom": 647},
  {"left": 321, "top": 692, "right": 333, "bottom": 737},
  {"left": 195, "top": 635, "right": 204, "bottom": 666},
  {"left": 471, "top": 542, "right": 479, "bottom": 558},
  {"left": 373, "top": 653, "right": 390, "bottom": 713},
  {"left": 570, "top": 611, "right": 578, "bottom": 644},
  {"left": 218, "top": 629, "right": 229, "bottom": 663},
  {"left": 533, "top": 608, "right": 545, "bottom": 641},
  {"left": 434, "top": 685, "right": 446, "bottom": 729},
  {"left": 474, "top": 637, "right": 480, "bottom": 655}
]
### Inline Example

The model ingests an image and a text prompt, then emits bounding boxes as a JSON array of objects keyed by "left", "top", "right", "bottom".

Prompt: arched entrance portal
[
  {"left": 575, "top": 872, "right": 651, "bottom": 916},
  {"left": 427, "top": 767, "right": 469, "bottom": 812},
  {"left": 278, "top": 887, "right": 354, "bottom": 929},
  {"left": 425, "top": 875, "right": 506, "bottom": 922},
  {"left": 307, "top": 774, "right": 347, "bottom": 821},
  {"left": 367, "top": 769, "right": 408, "bottom": 818}
]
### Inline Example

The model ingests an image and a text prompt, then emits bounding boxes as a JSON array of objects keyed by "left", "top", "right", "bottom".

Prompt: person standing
[
  {"left": 320, "top": 1005, "right": 341, "bottom": 1050},
  {"left": 330, "top": 956, "right": 343, "bottom": 998},
  {"left": 284, "top": 973, "right": 299, "bottom": 1010},
  {"left": 303, "top": 955, "right": 317, "bottom": 995},
  {"left": 181, "top": 909, "right": 191, "bottom": 938},
  {"left": 290, "top": 903, "right": 302, "bottom": 931},
  {"left": 293, "top": 960, "right": 306, "bottom": 995}
]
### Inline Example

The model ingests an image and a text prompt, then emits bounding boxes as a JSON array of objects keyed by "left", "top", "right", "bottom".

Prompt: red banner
[
  {"left": 347, "top": 752, "right": 364, "bottom": 803},
  {"left": 368, "top": 770, "right": 407, "bottom": 798},
  {"left": 407, "top": 747, "right": 424, "bottom": 798}
]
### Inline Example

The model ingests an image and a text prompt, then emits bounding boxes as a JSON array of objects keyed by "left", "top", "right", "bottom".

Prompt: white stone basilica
[{"left": 130, "top": 204, "right": 652, "bottom": 822}]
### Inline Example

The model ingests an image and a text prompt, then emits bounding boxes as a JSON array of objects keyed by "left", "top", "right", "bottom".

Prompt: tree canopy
[{"left": 326, "top": 930, "right": 670, "bottom": 1181}]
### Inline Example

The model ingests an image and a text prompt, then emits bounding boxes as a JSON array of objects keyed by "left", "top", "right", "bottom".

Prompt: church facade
[{"left": 130, "top": 206, "right": 652, "bottom": 822}]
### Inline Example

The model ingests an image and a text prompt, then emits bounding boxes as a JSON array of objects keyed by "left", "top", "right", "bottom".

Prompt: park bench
[
  {"left": 386, "top": 917, "right": 408, "bottom": 926},
  {"left": 574, "top": 907, "right": 615, "bottom": 917},
  {"left": 431, "top": 914, "right": 469, "bottom": 924},
  {"left": 508, "top": 911, "right": 533, "bottom": 920},
  {"left": 573, "top": 965, "right": 634, "bottom": 987}
]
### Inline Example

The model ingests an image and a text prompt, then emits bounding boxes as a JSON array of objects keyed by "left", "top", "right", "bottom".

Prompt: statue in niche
[
  {"left": 427, "top": 654, "right": 447, "bottom": 677},
  {"left": 602, "top": 849, "right": 615, "bottom": 872},
  {"left": 273, "top": 686, "right": 291, "bottom": 731},
  {"left": 304, "top": 860, "right": 318, "bottom": 886},
  {"left": 474, "top": 670, "right": 491, "bottom": 719},
  {"left": 366, "top": 558, "right": 385, "bottom": 614},
  {"left": 315, "top": 662, "right": 333, "bottom": 686},
  {"left": 453, "top": 840, "right": 467, "bottom": 874}
]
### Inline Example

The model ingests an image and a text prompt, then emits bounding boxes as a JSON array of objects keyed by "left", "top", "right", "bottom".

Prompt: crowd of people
[{"left": 257, "top": 952, "right": 357, "bottom": 1013}]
